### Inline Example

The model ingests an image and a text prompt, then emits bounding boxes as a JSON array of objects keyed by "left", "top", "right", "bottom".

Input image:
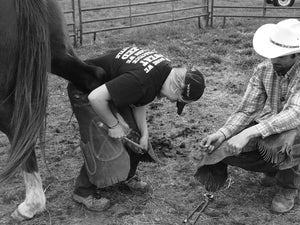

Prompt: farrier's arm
[
  {"left": 132, "top": 105, "right": 149, "bottom": 150},
  {"left": 88, "top": 84, "right": 127, "bottom": 138}
]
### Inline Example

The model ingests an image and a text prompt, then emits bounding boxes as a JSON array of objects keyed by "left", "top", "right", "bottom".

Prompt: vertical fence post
[
  {"left": 171, "top": 0, "right": 175, "bottom": 24},
  {"left": 77, "top": 0, "right": 83, "bottom": 45},
  {"left": 71, "top": 0, "right": 77, "bottom": 47},
  {"left": 222, "top": 17, "right": 226, "bottom": 28},
  {"left": 210, "top": 0, "right": 214, "bottom": 27},
  {"left": 206, "top": 0, "right": 209, "bottom": 27},
  {"left": 129, "top": 0, "right": 132, "bottom": 27},
  {"left": 199, "top": 0, "right": 208, "bottom": 28},
  {"left": 262, "top": 0, "right": 267, "bottom": 17}
]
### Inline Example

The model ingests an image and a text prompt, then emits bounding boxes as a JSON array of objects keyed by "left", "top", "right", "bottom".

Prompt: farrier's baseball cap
[{"left": 177, "top": 69, "right": 205, "bottom": 115}]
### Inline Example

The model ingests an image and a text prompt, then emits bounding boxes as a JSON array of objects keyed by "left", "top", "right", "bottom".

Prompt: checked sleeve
[
  {"left": 219, "top": 67, "right": 266, "bottom": 139},
  {"left": 255, "top": 80, "right": 300, "bottom": 138}
]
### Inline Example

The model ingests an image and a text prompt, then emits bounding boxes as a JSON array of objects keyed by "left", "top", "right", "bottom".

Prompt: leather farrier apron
[{"left": 67, "top": 83, "right": 160, "bottom": 188}]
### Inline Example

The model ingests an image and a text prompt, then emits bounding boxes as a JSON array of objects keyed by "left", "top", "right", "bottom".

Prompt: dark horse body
[{"left": 0, "top": 0, "right": 104, "bottom": 220}]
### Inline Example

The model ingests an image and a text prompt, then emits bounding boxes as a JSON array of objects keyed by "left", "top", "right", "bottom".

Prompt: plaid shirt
[{"left": 219, "top": 58, "right": 300, "bottom": 139}]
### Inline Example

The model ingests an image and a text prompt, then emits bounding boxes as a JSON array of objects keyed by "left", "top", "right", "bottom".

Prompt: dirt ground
[{"left": 1, "top": 17, "right": 300, "bottom": 225}]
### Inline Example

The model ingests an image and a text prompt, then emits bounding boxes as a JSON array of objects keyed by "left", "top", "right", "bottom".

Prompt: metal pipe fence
[
  {"left": 76, "top": 0, "right": 209, "bottom": 44},
  {"left": 60, "top": 0, "right": 300, "bottom": 46},
  {"left": 59, "top": 0, "right": 77, "bottom": 46}
]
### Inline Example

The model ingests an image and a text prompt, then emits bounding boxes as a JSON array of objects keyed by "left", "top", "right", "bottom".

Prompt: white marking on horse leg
[{"left": 11, "top": 171, "right": 46, "bottom": 220}]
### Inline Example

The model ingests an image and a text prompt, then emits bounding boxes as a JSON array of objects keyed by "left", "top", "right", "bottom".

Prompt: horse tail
[{"left": 0, "top": 0, "right": 50, "bottom": 182}]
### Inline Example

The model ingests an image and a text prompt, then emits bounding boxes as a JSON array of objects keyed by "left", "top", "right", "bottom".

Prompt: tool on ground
[{"left": 182, "top": 193, "right": 214, "bottom": 225}]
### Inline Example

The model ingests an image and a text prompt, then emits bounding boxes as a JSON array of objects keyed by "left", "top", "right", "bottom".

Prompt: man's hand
[
  {"left": 108, "top": 124, "right": 127, "bottom": 138},
  {"left": 116, "top": 113, "right": 130, "bottom": 131},
  {"left": 225, "top": 126, "right": 260, "bottom": 155},
  {"left": 225, "top": 131, "right": 250, "bottom": 155},
  {"left": 139, "top": 134, "right": 149, "bottom": 150},
  {"left": 200, "top": 131, "right": 226, "bottom": 153}
]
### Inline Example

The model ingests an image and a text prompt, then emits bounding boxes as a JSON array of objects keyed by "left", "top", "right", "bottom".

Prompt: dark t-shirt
[{"left": 85, "top": 46, "right": 172, "bottom": 108}]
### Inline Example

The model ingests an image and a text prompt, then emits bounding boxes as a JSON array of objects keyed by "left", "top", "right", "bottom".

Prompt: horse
[{"left": 0, "top": 0, "right": 105, "bottom": 220}]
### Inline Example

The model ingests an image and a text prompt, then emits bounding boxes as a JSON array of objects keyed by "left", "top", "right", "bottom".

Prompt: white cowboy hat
[{"left": 253, "top": 19, "right": 300, "bottom": 59}]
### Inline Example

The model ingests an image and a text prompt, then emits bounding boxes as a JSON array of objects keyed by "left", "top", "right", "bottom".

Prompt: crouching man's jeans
[
  {"left": 222, "top": 150, "right": 300, "bottom": 189},
  {"left": 221, "top": 129, "right": 300, "bottom": 189}
]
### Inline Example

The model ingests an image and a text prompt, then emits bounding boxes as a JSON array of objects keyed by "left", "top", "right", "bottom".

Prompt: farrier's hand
[
  {"left": 116, "top": 113, "right": 130, "bottom": 132},
  {"left": 225, "top": 131, "right": 250, "bottom": 155},
  {"left": 200, "top": 131, "right": 226, "bottom": 153},
  {"left": 139, "top": 134, "right": 149, "bottom": 150},
  {"left": 108, "top": 124, "right": 127, "bottom": 139}
]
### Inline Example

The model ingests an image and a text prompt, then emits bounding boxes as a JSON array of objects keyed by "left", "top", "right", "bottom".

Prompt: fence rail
[
  {"left": 61, "top": 0, "right": 300, "bottom": 46},
  {"left": 60, "top": 0, "right": 77, "bottom": 45},
  {"left": 77, "top": 0, "right": 209, "bottom": 44}
]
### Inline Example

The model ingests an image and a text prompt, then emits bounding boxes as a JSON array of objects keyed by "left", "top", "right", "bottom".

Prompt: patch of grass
[
  {"left": 228, "top": 33, "right": 240, "bottom": 39},
  {"left": 237, "top": 48, "right": 254, "bottom": 56},
  {"left": 192, "top": 40, "right": 207, "bottom": 46},
  {"left": 225, "top": 80, "right": 245, "bottom": 95},
  {"left": 201, "top": 54, "right": 222, "bottom": 65},
  {"left": 2, "top": 188, "right": 23, "bottom": 204},
  {"left": 167, "top": 44, "right": 188, "bottom": 58},
  {"left": 213, "top": 45, "right": 228, "bottom": 56},
  {"left": 242, "top": 42, "right": 253, "bottom": 49},
  {"left": 212, "top": 37, "right": 241, "bottom": 45},
  {"left": 236, "top": 57, "right": 260, "bottom": 70}
]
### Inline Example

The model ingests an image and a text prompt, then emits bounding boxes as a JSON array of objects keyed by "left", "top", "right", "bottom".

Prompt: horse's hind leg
[
  {"left": 0, "top": 113, "right": 44, "bottom": 221},
  {"left": 11, "top": 151, "right": 46, "bottom": 221},
  {"left": 47, "top": 0, "right": 104, "bottom": 92},
  {"left": 0, "top": 103, "right": 45, "bottom": 221}
]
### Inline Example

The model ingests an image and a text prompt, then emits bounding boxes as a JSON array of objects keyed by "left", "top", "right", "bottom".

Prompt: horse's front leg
[{"left": 11, "top": 150, "right": 46, "bottom": 221}]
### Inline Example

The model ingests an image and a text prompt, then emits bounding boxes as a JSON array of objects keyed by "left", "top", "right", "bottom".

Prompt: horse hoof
[{"left": 11, "top": 209, "right": 32, "bottom": 221}]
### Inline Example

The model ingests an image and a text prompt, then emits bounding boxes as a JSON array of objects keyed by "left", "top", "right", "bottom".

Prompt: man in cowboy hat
[{"left": 197, "top": 19, "right": 300, "bottom": 213}]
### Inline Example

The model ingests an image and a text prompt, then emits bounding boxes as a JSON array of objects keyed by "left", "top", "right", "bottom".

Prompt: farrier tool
[
  {"left": 182, "top": 193, "right": 214, "bottom": 225},
  {"left": 123, "top": 136, "right": 146, "bottom": 154},
  {"left": 97, "top": 121, "right": 146, "bottom": 154}
]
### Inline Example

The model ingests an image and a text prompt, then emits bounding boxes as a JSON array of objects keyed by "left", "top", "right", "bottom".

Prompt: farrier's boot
[{"left": 271, "top": 188, "right": 298, "bottom": 213}]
